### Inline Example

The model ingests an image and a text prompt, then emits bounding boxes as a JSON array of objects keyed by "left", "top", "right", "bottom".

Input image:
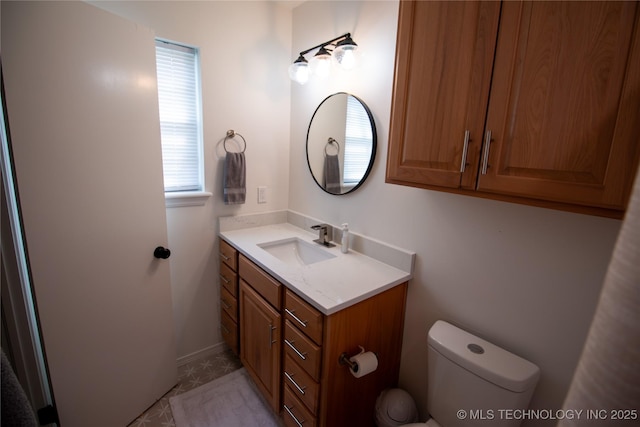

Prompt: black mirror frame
[{"left": 305, "top": 92, "right": 377, "bottom": 195}]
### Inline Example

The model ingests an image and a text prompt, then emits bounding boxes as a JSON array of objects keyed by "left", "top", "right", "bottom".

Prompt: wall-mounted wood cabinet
[{"left": 386, "top": 1, "right": 640, "bottom": 218}]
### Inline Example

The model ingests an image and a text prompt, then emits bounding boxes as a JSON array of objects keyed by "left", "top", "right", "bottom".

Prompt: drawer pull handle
[
  {"left": 221, "top": 299, "right": 231, "bottom": 310},
  {"left": 284, "top": 371, "right": 306, "bottom": 395},
  {"left": 219, "top": 274, "right": 230, "bottom": 284},
  {"left": 283, "top": 404, "right": 305, "bottom": 427},
  {"left": 285, "top": 308, "right": 308, "bottom": 328},
  {"left": 284, "top": 339, "right": 307, "bottom": 360},
  {"left": 219, "top": 252, "right": 230, "bottom": 261},
  {"left": 221, "top": 324, "right": 230, "bottom": 335},
  {"left": 460, "top": 129, "right": 470, "bottom": 173},
  {"left": 269, "top": 324, "right": 277, "bottom": 349}
]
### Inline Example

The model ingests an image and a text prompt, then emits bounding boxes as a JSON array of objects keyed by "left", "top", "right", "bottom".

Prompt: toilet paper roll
[{"left": 349, "top": 351, "right": 378, "bottom": 378}]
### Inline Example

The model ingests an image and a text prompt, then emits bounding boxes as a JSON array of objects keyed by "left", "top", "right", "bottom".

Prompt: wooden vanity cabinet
[
  {"left": 218, "top": 239, "right": 239, "bottom": 355},
  {"left": 239, "top": 255, "right": 282, "bottom": 413},
  {"left": 317, "top": 284, "right": 407, "bottom": 427},
  {"left": 283, "top": 284, "right": 408, "bottom": 427},
  {"left": 282, "top": 289, "right": 324, "bottom": 426},
  {"left": 237, "top": 255, "right": 408, "bottom": 427},
  {"left": 387, "top": 0, "right": 640, "bottom": 217}
]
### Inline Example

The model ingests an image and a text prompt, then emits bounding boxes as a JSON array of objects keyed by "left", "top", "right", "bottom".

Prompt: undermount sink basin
[{"left": 258, "top": 237, "right": 336, "bottom": 266}]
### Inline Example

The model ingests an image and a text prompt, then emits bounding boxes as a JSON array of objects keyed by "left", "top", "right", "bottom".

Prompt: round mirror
[{"left": 306, "top": 93, "right": 377, "bottom": 195}]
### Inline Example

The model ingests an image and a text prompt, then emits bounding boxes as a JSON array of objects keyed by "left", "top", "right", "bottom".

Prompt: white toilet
[{"left": 398, "top": 320, "right": 540, "bottom": 427}]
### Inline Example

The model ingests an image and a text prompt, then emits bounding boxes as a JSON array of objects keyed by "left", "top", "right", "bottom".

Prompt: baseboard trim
[{"left": 176, "top": 343, "right": 229, "bottom": 367}]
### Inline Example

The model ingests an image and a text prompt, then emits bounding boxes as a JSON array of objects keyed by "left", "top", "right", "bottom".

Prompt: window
[
  {"left": 155, "top": 39, "right": 203, "bottom": 193},
  {"left": 343, "top": 96, "right": 373, "bottom": 186}
]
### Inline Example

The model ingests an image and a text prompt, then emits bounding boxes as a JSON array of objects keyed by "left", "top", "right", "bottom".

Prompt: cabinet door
[
  {"left": 479, "top": 1, "right": 640, "bottom": 210},
  {"left": 387, "top": 1, "right": 500, "bottom": 189},
  {"left": 239, "top": 280, "right": 281, "bottom": 411}
]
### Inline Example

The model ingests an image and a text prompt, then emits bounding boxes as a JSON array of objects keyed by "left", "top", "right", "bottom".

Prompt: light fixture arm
[
  {"left": 289, "top": 32, "right": 357, "bottom": 84},
  {"left": 298, "top": 33, "right": 352, "bottom": 56}
]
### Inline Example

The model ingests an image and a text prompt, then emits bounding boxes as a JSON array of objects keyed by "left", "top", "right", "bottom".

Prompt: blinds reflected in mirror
[{"left": 343, "top": 96, "right": 373, "bottom": 186}]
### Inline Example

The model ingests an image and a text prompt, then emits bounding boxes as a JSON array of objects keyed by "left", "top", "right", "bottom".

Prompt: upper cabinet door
[
  {"left": 386, "top": 1, "right": 501, "bottom": 189},
  {"left": 479, "top": 1, "right": 640, "bottom": 210}
]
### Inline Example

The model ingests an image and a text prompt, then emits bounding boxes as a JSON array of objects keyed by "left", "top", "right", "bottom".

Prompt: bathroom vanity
[{"left": 218, "top": 212, "right": 414, "bottom": 427}]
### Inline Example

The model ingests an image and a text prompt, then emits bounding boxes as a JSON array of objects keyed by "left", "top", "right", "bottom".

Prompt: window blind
[
  {"left": 343, "top": 96, "right": 373, "bottom": 184},
  {"left": 155, "top": 39, "right": 202, "bottom": 192}
]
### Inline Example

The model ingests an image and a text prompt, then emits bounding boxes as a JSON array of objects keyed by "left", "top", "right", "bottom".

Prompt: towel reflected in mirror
[{"left": 323, "top": 154, "right": 341, "bottom": 194}]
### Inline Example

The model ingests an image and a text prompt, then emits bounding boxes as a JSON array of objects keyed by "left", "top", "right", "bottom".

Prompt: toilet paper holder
[
  {"left": 338, "top": 352, "right": 358, "bottom": 371},
  {"left": 339, "top": 346, "right": 376, "bottom": 372}
]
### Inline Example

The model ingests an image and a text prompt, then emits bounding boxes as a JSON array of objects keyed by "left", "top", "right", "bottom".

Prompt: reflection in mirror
[{"left": 306, "top": 93, "right": 377, "bottom": 195}]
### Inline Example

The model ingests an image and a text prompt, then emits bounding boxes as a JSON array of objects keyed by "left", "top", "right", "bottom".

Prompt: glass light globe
[
  {"left": 334, "top": 36, "right": 358, "bottom": 70},
  {"left": 288, "top": 55, "right": 309, "bottom": 84},
  {"left": 311, "top": 47, "right": 332, "bottom": 80}
]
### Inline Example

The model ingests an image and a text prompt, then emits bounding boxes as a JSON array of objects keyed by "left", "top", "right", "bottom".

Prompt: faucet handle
[{"left": 310, "top": 224, "right": 335, "bottom": 247}]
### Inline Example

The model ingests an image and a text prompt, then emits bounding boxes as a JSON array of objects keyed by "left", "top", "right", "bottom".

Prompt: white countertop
[{"left": 220, "top": 222, "right": 413, "bottom": 315}]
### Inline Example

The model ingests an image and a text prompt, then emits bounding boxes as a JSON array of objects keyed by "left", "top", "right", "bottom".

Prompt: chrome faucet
[{"left": 311, "top": 224, "right": 335, "bottom": 247}]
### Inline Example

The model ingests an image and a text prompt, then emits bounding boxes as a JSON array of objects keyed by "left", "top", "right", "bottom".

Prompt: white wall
[
  {"left": 88, "top": 1, "right": 624, "bottom": 423},
  {"left": 92, "top": 1, "right": 292, "bottom": 359},
  {"left": 288, "top": 1, "right": 622, "bottom": 424}
]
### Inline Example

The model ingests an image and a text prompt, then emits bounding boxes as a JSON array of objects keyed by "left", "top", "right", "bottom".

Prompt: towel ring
[
  {"left": 324, "top": 137, "right": 340, "bottom": 156},
  {"left": 223, "top": 130, "right": 246, "bottom": 153}
]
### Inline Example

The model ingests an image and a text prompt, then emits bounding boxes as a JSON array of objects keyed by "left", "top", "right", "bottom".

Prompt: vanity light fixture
[
  {"left": 289, "top": 33, "right": 358, "bottom": 84},
  {"left": 333, "top": 35, "right": 358, "bottom": 70},
  {"left": 289, "top": 54, "right": 310, "bottom": 84},
  {"left": 311, "top": 46, "right": 333, "bottom": 80}
]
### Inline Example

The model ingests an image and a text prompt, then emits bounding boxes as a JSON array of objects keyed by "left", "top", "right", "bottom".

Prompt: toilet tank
[{"left": 427, "top": 321, "right": 540, "bottom": 427}]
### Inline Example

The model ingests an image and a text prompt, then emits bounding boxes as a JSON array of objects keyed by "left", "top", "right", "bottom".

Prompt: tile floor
[{"left": 129, "top": 349, "right": 242, "bottom": 427}]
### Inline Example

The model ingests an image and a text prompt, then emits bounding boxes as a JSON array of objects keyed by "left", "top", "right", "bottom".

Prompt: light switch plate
[{"left": 257, "top": 186, "right": 267, "bottom": 203}]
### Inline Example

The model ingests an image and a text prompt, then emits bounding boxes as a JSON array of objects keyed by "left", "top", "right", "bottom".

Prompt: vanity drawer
[
  {"left": 283, "top": 386, "right": 317, "bottom": 427},
  {"left": 221, "top": 311, "right": 238, "bottom": 355},
  {"left": 219, "top": 239, "right": 238, "bottom": 271},
  {"left": 284, "top": 320, "right": 321, "bottom": 382},
  {"left": 284, "top": 289, "right": 323, "bottom": 345},
  {"left": 239, "top": 254, "right": 281, "bottom": 310},
  {"left": 284, "top": 354, "right": 319, "bottom": 415},
  {"left": 220, "top": 286, "right": 238, "bottom": 322},
  {"left": 219, "top": 262, "right": 238, "bottom": 296}
]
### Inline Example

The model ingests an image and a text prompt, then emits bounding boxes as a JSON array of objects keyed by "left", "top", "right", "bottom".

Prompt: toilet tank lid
[{"left": 428, "top": 321, "right": 540, "bottom": 393}]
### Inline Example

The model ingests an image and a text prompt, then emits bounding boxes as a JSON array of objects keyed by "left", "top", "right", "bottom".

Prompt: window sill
[{"left": 165, "top": 191, "right": 212, "bottom": 208}]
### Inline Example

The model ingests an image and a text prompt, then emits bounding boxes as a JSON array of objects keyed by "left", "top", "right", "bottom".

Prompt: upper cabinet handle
[
  {"left": 460, "top": 130, "right": 470, "bottom": 173},
  {"left": 481, "top": 130, "right": 492, "bottom": 175}
]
